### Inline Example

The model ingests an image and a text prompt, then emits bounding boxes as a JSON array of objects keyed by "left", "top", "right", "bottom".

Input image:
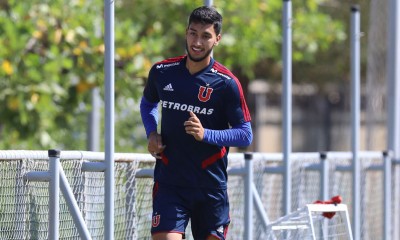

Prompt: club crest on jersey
[
  {"left": 152, "top": 214, "right": 161, "bottom": 227},
  {"left": 198, "top": 85, "right": 213, "bottom": 102}
]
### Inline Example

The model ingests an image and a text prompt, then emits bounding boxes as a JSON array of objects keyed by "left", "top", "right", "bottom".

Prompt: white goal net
[{"left": 266, "top": 203, "right": 353, "bottom": 240}]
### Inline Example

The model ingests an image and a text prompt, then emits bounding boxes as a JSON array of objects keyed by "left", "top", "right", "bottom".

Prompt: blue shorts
[{"left": 151, "top": 182, "right": 230, "bottom": 239}]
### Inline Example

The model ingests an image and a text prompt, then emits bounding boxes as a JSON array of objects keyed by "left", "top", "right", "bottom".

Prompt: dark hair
[{"left": 188, "top": 6, "right": 222, "bottom": 35}]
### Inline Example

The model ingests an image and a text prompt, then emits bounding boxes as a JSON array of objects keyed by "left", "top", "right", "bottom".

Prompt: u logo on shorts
[{"left": 152, "top": 214, "right": 161, "bottom": 227}]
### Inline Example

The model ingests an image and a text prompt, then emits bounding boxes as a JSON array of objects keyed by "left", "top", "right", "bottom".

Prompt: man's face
[{"left": 185, "top": 22, "right": 221, "bottom": 62}]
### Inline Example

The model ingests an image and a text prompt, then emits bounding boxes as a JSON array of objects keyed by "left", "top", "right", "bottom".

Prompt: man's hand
[
  {"left": 148, "top": 131, "right": 166, "bottom": 159},
  {"left": 184, "top": 111, "right": 204, "bottom": 141}
]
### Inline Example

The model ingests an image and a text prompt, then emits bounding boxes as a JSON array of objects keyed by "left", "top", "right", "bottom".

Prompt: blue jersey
[{"left": 143, "top": 55, "right": 251, "bottom": 189}]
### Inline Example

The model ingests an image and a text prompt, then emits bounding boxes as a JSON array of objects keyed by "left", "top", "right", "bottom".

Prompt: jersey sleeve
[
  {"left": 203, "top": 121, "right": 253, "bottom": 147},
  {"left": 224, "top": 78, "right": 251, "bottom": 126},
  {"left": 140, "top": 96, "right": 159, "bottom": 138}
]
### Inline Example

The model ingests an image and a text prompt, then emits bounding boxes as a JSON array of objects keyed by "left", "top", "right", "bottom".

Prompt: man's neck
[{"left": 186, "top": 56, "right": 211, "bottom": 75}]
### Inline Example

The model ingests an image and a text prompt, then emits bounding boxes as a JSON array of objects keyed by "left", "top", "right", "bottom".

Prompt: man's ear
[{"left": 214, "top": 34, "right": 222, "bottom": 46}]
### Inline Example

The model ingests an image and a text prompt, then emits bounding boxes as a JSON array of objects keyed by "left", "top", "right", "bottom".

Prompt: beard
[{"left": 185, "top": 43, "right": 213, "bottom": 62}]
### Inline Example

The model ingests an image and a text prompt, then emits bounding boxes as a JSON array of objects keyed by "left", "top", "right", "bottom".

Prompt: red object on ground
[{"left": 313, "top": 195, "right": 342, "bottom": 219}]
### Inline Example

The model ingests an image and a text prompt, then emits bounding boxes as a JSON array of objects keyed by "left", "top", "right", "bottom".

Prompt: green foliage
[
  {"left": 0, "top": 0, "right": 346, "bottom": 151},
  {"left": 212, "top": 0, "right": 346, "bottom": 79},
  {"left": 0, "top": 0, "right": 104, "bottom": 149}
]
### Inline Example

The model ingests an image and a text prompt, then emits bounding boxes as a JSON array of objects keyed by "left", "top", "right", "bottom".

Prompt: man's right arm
[
  {"left": 140, "top": 96, "right": 165, "bottom": 158},
  {"left": 139, "top": 96, "right": 159, "bottom": 138}
]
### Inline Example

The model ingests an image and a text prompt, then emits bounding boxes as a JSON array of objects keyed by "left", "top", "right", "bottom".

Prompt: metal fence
[{"left": 0, "top": 150, "right": 394, "bottom": 239}]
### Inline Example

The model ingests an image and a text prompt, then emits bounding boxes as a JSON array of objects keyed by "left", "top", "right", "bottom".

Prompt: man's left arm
[
  {"left": 184, "top": 77, "right": 253, "bottom": 147},
  {"left": 202, "top": 122, "right": 253, "bottom": 147},
  {"left": 204, "top": 76, "right": 252, "bottom": 147},
  {"left": 184, "top": 111, "right": 252, "bottom": 147}
]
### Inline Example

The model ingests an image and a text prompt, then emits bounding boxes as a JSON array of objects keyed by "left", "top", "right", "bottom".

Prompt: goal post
[{"left": 266, "top": 203, "right": 353, "bottom": 240}]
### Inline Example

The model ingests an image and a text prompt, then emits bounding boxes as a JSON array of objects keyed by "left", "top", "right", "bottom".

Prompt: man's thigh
[
  {"left": 151, "top": 183, "right": 189, "bottom": 237},
  {"left": 190, "top": 188, "right": 230, "bottom": 240}
]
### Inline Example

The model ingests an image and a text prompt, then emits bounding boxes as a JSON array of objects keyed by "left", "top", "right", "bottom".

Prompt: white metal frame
[{"left": 267, "top": 204, "right": 353, "bottom": 240}]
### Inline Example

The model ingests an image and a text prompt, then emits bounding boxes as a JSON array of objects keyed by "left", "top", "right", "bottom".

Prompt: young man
[{"left": 140, "top": 6, "right": 252, "bottom": 240}]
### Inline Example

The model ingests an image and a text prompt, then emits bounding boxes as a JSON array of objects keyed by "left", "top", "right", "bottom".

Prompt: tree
[{"left": 0, "top": 0, "right": 346, "bottom": 151}]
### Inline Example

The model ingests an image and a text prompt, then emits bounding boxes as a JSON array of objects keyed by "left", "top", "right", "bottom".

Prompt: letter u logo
[
  {"left": 198, "top": 86, "right": 213, "bottom": 102},
  {"left": 152, "top": 215, "right": 160, "bottom": 227}
]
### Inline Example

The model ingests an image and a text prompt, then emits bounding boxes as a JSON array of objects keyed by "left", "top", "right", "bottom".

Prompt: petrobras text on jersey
[{"left": 160, "top": 100, "right": 214, "bottom": 115}]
